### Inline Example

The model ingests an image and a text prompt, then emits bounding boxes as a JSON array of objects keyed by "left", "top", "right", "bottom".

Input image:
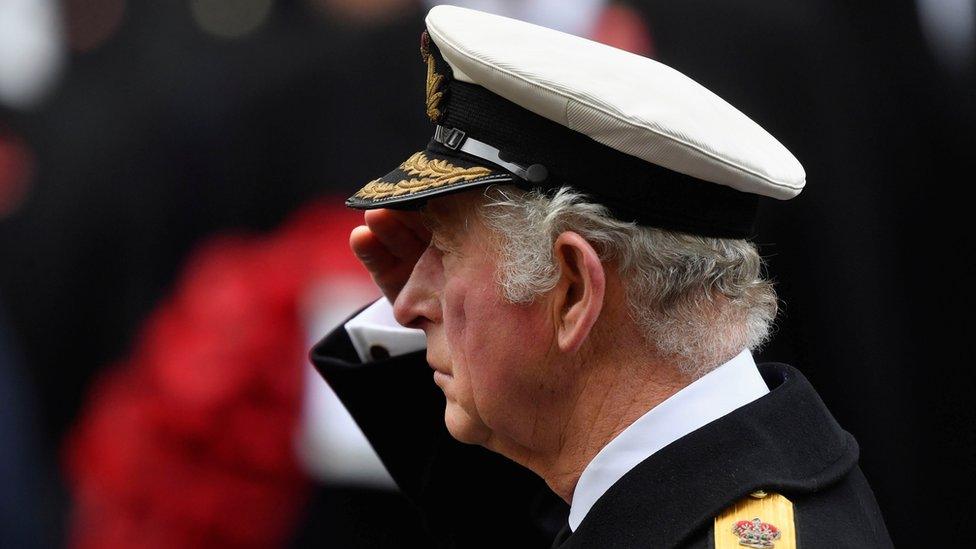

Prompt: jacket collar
[{"left": 560, "top": 363, "right": 859, "bottom": 548}]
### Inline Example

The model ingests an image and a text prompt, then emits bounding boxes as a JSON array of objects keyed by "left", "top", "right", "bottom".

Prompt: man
[{"left": 311, "top": 6, "right": 891, "bottom": 548}]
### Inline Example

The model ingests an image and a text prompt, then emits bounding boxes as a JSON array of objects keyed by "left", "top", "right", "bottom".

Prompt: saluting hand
[{"left": 349, "top": 209, "right": 431, "bottom": 304}]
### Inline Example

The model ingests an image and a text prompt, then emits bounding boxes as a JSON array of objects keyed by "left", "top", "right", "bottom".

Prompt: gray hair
[{"left": 478, "top": 186, "right": 777, "bottom": 377}]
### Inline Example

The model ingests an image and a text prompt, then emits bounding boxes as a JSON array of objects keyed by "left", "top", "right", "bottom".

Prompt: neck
[{"left": 486, "top": 351, "right": 690, "bottom": 504}]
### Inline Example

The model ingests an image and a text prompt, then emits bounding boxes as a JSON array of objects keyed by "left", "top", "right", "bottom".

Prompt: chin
[{"left": 443, "top": 404, "right": 491, "bottom": 445}]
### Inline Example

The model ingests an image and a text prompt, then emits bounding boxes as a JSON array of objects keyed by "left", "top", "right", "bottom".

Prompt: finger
[
  {"left": 365, "top": 209, "right": 430, "bottom": 251},
  {"left": 351, "top": 226, "right": 417, "bottom": 301},
  {"left": 365, "top": 210, "right": 430, "bottom": 260},
  {"left": 392, "top": 209, "right": 433, "bottom": 243},
  {"left": 350, "top": 225, "right": 398, "bottom": 273}
]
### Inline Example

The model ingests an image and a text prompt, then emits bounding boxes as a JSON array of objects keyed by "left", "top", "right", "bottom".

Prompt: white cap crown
[{"left": 425, "top": 5, "right": 805, "bottom": 199}]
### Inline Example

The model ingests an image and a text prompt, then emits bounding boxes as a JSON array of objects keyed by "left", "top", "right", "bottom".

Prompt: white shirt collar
[{"left": 567, "top": 349, "right": 769, "bottom": 531}]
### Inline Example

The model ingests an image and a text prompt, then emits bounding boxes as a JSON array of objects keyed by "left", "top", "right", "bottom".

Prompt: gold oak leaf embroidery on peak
[{"left": 355, "top": 152, "right": 493, "bottom": 200}]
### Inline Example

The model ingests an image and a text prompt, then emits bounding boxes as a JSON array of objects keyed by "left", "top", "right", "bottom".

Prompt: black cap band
[{"left": 439, "top": 79, "right": 758, "bottom": 239}]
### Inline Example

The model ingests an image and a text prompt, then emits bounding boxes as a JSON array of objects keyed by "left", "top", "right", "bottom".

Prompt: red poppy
[{"left": 65, "top": 201, "right": 370, "bottom": 548}]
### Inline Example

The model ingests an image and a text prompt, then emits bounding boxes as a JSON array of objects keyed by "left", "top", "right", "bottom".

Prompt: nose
[{"left": 393, "top": 245, "right": 444, "bottom": 329}]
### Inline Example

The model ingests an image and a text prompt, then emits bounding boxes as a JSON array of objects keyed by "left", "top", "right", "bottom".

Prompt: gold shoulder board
[{"left": 713, "top": 491, "right": 796, "bottom": 549}]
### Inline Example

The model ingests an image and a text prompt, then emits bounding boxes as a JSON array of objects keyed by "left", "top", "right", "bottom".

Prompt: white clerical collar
[{"left": 568, "top": 349, "right": 769, "bottom": 531}]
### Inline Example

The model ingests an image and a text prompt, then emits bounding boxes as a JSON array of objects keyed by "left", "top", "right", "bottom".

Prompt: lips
[
  {"left": 429, "top": 362, "right": 452, "bottom": 376},
  {"left": 429, "top": 357, "right": 453, "bottom": 389},
  {"left": 426, "top": 347, "right": 452, "bottom": 377},
  {"left": 433, "top": 370, "right": 453, "bottom": 386}
]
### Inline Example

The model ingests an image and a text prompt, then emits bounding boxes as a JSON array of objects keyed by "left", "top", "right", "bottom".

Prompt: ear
[{"left": 551, "top": 231, "right": 606, "bottom": 353}]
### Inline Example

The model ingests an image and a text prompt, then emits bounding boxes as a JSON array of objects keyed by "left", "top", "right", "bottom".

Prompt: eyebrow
[
  {"left": 420, "top": 207, "right": 443, "bottom": 232},
  {"left": 421, "top": 207, "right": 465, "bottom": 252}
]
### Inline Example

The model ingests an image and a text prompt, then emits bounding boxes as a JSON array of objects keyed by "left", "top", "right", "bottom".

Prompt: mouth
[
  {"left": 426, "top": 347, "right": 452, "bottom": 375},
  {"left": 428, "top": 359, "right": 453, "bottom": 385},
  {"left": 429, "top": 362, "right": 452, "bottom": 375},
  {"left": 432, "top": 370, "right": 453, "bottom": 386}
]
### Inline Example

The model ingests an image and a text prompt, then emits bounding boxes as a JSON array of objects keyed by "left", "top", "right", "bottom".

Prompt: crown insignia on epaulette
[{"left": 732, "top": 517, "right": 781, "bottom": 548}]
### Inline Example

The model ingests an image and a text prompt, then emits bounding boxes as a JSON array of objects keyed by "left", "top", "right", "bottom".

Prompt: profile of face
[
  {"left": 392, "top": 194, "right": 552, "bottom": 447},
  {"left": 386, "top": 192, "right": 604, "bottom": 462}
]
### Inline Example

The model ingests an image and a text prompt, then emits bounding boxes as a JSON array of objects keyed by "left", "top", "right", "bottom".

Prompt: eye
[
  {"left": 429, "top": 238, "right": 445, "bottom": 254},
  {"left": 430, "top": 234, "right": 453, "bottom": 255}
]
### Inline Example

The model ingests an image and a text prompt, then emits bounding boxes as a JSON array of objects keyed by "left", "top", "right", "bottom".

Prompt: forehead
[
  {"left": 421, "top": 192, "right": 485, "bottom": 237},
  {"left": 423, "top": 192, "right": 508, "bottom": 262}
]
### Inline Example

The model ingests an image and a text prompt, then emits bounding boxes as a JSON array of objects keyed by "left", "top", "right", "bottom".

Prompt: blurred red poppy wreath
[{"left": 65, "top": 201, "right": 369, "bottom": 548}]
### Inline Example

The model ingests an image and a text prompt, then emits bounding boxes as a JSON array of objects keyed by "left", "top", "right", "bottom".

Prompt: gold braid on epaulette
[{"left": 355, "top": 152, "right": 493, "bottom": 200}]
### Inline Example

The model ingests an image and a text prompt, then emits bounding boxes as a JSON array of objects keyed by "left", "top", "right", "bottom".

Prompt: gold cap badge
[{"left": 421, "top": 31, "right": 445, "bottom": 122}]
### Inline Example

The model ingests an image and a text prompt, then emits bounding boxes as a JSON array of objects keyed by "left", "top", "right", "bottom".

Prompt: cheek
[{"left": 446, "top": 279, "right": 553, "bottom": 421}]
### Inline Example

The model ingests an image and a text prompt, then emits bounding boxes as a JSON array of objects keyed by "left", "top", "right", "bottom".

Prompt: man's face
[{"left": 393, "top": 194, "right": 563, "bottom": 448}]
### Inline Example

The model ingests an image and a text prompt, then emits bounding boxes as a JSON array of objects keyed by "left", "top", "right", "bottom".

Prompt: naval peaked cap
[{"left": 347, "top": 5, "right": 806, "bottom": 238}]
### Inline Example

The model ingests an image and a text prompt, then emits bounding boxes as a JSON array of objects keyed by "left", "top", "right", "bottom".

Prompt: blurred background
[{"left": 0, "top": 0, "right": 973, "bottom": 547}]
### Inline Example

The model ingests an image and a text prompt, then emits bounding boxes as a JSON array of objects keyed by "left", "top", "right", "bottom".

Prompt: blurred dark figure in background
[
  {"left": 0, "top": 0, "right": 425, "bottom": 443},
  {"left": 0, "top": 301, "right": 53, "bottom": 548},
  {"left": 1, "top": 0, "right": 431, "bottom": 546}
]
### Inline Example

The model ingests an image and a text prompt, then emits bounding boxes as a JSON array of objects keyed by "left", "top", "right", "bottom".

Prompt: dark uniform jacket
[{"left": 311, "top": 324, "right": 892, "bottom": 548}]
